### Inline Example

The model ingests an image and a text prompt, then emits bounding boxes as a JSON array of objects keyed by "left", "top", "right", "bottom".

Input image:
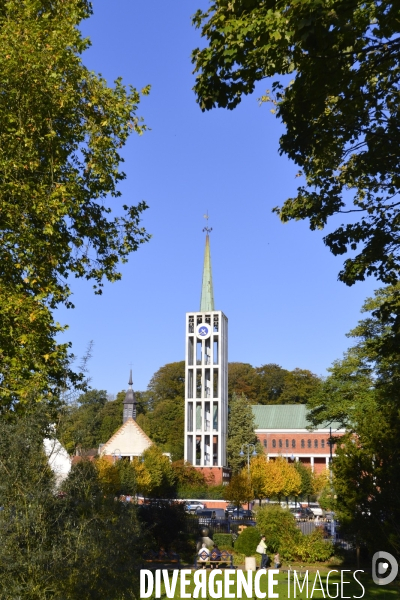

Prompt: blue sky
[{"left": 56, "top": 0, "right": 377, "bottom": 395}]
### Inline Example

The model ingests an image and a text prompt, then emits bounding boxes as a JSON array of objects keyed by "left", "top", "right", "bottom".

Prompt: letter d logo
[{"left": 372, "top": 551, "right": 398, "bottom": 586}]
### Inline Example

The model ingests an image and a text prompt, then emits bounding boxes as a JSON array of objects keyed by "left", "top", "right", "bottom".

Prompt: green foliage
[
  {"left": 59, "top": 389, "right": 123, "bottom": 453},
  {"left": 141, "top": 445, "right": 176, "bottom": 498},
  {"left": 137, "top": 502, "right": 187, "bottom": 551},
  {"left": 282, "top": 528, "right": 334, "bottom": 564},
  {"left": 213, "top": 533, "right": 233, "bottom": 549},
  {"left": 256, "top": 504, "right": 300, "bottom": 553},
  {"left": 192, "top": 1, "right": 400, "bottom": 286},
  {"left": 308, "top": 284, "right": 400, "bottom": 555},
  {"left": 229, "top": 363, "right": 321, "bottom": 405},
  {"left": 224, "top": 470, "right": 254, "bottom": 507},
  {"left": 227, "top": 392, "right": 259, "bottom": 473},
  {"left": 294, "top": 461, "right": 314, "bottom": 498},
  {"left": 234, "top": 526, "right": 261, "bottom": 557},
  {"left": 140, "top": 361, "right": 185, "bottom": 460},
  {"left": 0, "top": 0, "right": 150, "bottom": 409},
  {"left": 0, "top": 409, "right": 144, "bottom": 599}
]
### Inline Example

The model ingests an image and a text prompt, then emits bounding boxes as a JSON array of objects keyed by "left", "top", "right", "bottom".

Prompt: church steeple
[
  {"left": 123, "top": 369, "right": 137, "bottom": 423},
  {"left": 200, "top": 220, "right": 215, "bottom": 312}
]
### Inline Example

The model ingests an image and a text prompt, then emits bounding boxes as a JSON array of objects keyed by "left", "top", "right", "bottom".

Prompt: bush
[
  {"left": 281, "top": 528, "right": 334, "bottom": 563},
  {"left": 234, "top": 526, "right": 261, "bottom": 557},
  {"left": 213, "top": 533, "right": 233, "bottom": 548},
  {"left": 256, "top": 504, "right": 300, "bottom": 552}
]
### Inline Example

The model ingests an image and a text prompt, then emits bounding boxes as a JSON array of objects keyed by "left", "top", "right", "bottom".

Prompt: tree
[
  {"left": 226, "top": 392, "right": 260, "bottom": 473},
  {"left": 223, "top": 471, "right": 254, "bottom": 509},
  {"left": 228, "top": 362, "right": 258, "bottom": 401},
  {"left": 0, "top": 408, "right": 144, "bottom": 599},
  {"left": 250, "top": 454, "right": 269, "bottom": 505},
  {"left": 140, "top": 445, "right": 176, "bottom": 499},
  {"left": 192, "top": 1, "right": 400, "bottom": 286},
  {"left": 293, "top": 461, "right": 314, "bottom": 499},
  {"left": 261, "top": 459, "right": 286, "bottom": 500},
  {"left": 256, "top": 504, "right": 300, "bottom": 553},
  {"left": 0, "top": 0, "right": 150, "bottom": 408},
  {"left": 307, "top": 284, "right": 400, "bottom": 555}
]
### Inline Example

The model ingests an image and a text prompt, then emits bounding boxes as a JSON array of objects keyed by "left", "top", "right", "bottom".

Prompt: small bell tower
[{"left": 123, "top": 369, "right": 137, "bottom": 423}]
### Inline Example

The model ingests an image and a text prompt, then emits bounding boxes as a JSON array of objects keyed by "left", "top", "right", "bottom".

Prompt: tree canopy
[
  {"left": 307, "top": 284, "right": 400, "bottom": 555},
  {"left": 0, "top": 0, "right": 150, "bottom": 409},
  {"left": 192, "top": 1, "right": 400, "bottom": 286}
]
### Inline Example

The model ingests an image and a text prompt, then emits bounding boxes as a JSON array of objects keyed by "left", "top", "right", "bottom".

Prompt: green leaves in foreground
[
  {"left": 192, "top": 1, "right": 400, "bottom": 286},
  {"left": 0, "top": 0, "right": 150, "bottom": 407}
]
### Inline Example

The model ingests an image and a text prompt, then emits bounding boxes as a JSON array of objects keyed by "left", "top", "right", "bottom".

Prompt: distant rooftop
[{"left": 252, "top": 404, "right": 343, "bottom": 431}]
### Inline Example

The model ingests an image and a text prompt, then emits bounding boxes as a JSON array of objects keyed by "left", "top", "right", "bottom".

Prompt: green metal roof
[
  {"left": 252, "top": 404, "right": 342, "bottom": 431},
  {"left": 200, "top": 234, "right": 215, "bottom": 312}
]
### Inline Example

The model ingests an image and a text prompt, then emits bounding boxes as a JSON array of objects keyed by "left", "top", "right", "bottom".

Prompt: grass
[{"left": 142, "top": 569, "right": 400, "bottom": 599}]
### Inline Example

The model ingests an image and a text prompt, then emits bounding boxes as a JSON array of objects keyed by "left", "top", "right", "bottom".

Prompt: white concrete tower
[{"left": 184, "top": 223, "right": 228, "bottom": 480}]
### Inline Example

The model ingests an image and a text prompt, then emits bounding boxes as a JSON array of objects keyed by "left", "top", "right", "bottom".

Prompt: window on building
[
  {"left": 301, "top": 439, "right": 305, "bottom": 448},
  {"left": 263, "top": 439, "right": 267, "bottom": 448},
  {"left": 307, "top": 439, "right": 311, "bottom": 448},
  {"left": 314, "top": 439, "right": 318, "bottom": 448},
  {"left": 272, "top": 439, "right": 276, "bottom": 448},
  {"left": 279, "top": 439, "right": 283, "bottom": 448},
  {"left": 285, "top": 439, "right": 289, "bottom": 448},
  {"left": 292, "top": 439, "right": 296, "bottom": 448},
  {"left": 321, "top": 439, "right": 325, "bottom": 449}
]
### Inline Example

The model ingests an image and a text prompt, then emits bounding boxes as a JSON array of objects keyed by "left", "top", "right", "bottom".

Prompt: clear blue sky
[{"left": 56, "top": 0, "right": 377, "bottom": 395}]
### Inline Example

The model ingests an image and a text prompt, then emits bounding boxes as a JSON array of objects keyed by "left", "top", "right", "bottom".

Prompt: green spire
[{"left": 200, "top": 233, "right": 215, "bottom": 311}]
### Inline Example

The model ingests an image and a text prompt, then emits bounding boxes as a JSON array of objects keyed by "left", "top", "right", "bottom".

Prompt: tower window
[
  {"left": 314, "top": 439, "right": 318, "bottom": 449},
  {"left": 307, "top": 439, "right": 311, "bottom": 448},
  {"left": 272, "top": 439, "right": 276, "bottom": 449},
  {"left": 213, "top": 315, "right": 219, "bottom": 332},
  {"left": 188, "top": 316, "right": 194, "bottom": 333},
  {"left": 301, "top": 439, "right": 305, "bottom": 448},
  {"left": 292, "top": 439, "right": 296, "bottom": 448}
]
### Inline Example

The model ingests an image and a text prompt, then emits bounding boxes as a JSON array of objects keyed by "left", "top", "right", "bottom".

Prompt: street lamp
[{"left": 239, "top": 443, "right": 257, "bottom": 474}]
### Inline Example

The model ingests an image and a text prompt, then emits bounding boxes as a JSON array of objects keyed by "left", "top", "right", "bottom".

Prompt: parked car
[
  {"left": 185, "top": 501, "right": 206, "bottom": 513},
  {"left": 308, "top": 503, "right": 325, "bottom": 517},
  {"left": 290, "top": 508, "right": 313, "bottom": 520}
]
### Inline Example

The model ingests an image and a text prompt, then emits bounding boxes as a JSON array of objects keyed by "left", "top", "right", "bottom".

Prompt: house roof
[{"left": 251, "top": 404, "right": 343, "bottom": 431}]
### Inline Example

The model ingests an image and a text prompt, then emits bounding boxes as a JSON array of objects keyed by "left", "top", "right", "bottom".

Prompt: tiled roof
[{"left": 252, "top": 404, "right": 343, "bottom": 431}]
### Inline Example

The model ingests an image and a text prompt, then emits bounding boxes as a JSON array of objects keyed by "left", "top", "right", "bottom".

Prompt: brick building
[{"left": 252, "top": 404, "right": 345, "bottom": 474}]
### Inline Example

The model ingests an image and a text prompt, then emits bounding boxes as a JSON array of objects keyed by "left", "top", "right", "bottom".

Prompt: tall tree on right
[
  {"left": 192, "top": 1, "right": 400, "bottom": 286},
  {"left": 307, "top": 284, "right": 400, "bottom": 556}
]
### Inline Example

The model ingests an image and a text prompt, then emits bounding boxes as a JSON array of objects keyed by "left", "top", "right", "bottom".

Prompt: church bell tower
[{"left": 184, "top": 222, "right": 229, "bottom": 483}]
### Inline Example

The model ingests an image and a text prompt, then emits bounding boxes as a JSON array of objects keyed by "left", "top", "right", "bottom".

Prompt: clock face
[{"left": 196, "top": 323, "right": 211, "bottom": 339}]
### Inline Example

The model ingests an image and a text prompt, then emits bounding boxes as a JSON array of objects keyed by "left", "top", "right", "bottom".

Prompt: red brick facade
[{"left": 255, "top": 430, "right": 345, "bottom": 474}]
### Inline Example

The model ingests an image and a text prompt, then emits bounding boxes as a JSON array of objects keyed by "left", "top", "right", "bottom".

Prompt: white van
[{"left": 308, "top": 503, "right": 325, "bottom": 517}]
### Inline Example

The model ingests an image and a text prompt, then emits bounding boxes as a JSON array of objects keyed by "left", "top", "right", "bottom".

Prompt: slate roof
[{"left": 252, "top": 404, "right": 343, "bottom": 431}]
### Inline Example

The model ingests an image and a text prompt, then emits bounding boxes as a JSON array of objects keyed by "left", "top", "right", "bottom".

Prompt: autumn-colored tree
[
  {"left": 140, "top": 446, "right": 176, "bottom": 499},
  {"left": 249, "top": 454, "right": 268, "bottom": 505},
  {"left": 313, "top": 469, "right": 330, "bottom": 497},
  {"left": 262, "top": 459, "right": 286, "bottom": 500},
  {"left": 96, "top": 457, "right": 120, "bottom": 496},
  {"left": 223, "top": 471, "right": 253, "bottom": 509},
  {"left": 293, "top": 461, "right": 314, "bottom": 498},
  {"left": 227, "top": 392, "right": 260, "bottom": 473},
  {"left": 276, "top": 457, "right": 302, "bottom": 498}
]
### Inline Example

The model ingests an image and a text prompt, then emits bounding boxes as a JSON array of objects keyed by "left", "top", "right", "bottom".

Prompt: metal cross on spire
[{"left": 203, "top": 211, "right": 213, "bottom": 235}]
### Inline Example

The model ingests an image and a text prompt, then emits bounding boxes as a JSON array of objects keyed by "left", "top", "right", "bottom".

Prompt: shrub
[
  {"left": 281, "top": 528, "right": 334, "bottom": 563},
  {"left": 213, "top": 533, "right": 233, "bottom": 548},
  {"left": 234, "top": 526, "right": 261, "bottom": 557},
  {"left": 256, "top": 504, "right": 300, "bottom": 552}
]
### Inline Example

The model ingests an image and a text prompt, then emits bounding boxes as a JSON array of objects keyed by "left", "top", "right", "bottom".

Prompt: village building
[{"left": 253, "top": 404, "right": 345, "bottom": 473}]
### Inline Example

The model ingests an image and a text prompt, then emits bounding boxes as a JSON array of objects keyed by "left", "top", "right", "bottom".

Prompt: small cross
[{"left": 203, "top": 211, "right": 213, "bottom": 234}]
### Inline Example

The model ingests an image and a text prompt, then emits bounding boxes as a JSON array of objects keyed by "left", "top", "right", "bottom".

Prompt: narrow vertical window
[
  {"left": 213, "top": 338, "right": 219, "bottom": 364},
  {"left": 213, "top": 402, "right": 218, "bottom": 430},
  {"left": 205, "top": 402, "right": 210, "bottom": 432},
  {"left": 196, "top": 370, "right": 202, "bottom": 398},
  {"left": 187, "top": 435, "right": 193, "bottom": 464},
  {"left": 196, "top": 340, "right": 202, "bottom": 364},
  {"left": 196, "top": 436, "right": 201, "bottom": 465},
  {"left": 187, "top": 402, "right": 193, "bottom": 432},
  {"left": 188, "top": 369, "right": 193, "bottom": 399},
  {"left": 213, "top": 436, "right": 218, "bottom": 465},
  {"left": 196, "top": 402, "right": 202, "bottom": 430},
  {"left": 213, "top": 370, "right": 219, "bottom": 398},
  {"left": 188, "top": 336, "right": 194, "bottom": 366},
  {"left": 204, "top": 435, "right": 210, "bottom": 466},
  {"left": 292, "top": 439, "right": 296, "bottom": 449}
]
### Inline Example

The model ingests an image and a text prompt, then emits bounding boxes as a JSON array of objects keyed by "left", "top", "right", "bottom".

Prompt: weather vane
[{"left": 203, "top": 211, "right": 213, "bottom": 234}]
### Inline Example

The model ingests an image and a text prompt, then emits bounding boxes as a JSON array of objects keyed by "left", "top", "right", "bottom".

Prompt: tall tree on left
[{"left": 0, "top": 0, "right": 150, "bottom": 412}]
